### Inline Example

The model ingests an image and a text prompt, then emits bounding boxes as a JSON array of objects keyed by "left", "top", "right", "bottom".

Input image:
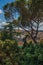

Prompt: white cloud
[
  {"left": 0, "top": 9, "right": 3, "bottom": 14},
  {"left": 0, "top": 22, "right": 9, "bottom": 26}
]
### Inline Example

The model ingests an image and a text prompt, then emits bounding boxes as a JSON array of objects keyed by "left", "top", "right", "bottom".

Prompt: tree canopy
[{"left": 3, "top": 0, "right": 43, "bottom": 43}]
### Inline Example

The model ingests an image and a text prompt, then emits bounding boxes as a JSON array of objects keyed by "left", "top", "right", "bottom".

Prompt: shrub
[{"left": 0, "top": 40, "right": 43, "bottom": 65}]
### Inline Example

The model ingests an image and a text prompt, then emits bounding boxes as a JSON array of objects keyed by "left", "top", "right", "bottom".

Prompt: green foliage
[
  {"left": 1, "top": 22, "right": 16, "bottom": 41},
  {"left": 0, "top": 39, "right": 43, "bottom": 65}
]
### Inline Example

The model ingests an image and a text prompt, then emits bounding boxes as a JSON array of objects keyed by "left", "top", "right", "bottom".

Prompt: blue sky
[{"left": 0, "top": 0, "right": 15, "bottom": 22}]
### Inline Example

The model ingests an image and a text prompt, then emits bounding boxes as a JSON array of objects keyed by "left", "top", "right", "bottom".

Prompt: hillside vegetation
[{"left": 0, "top": 39, "right": 43, "bottom": 65}]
